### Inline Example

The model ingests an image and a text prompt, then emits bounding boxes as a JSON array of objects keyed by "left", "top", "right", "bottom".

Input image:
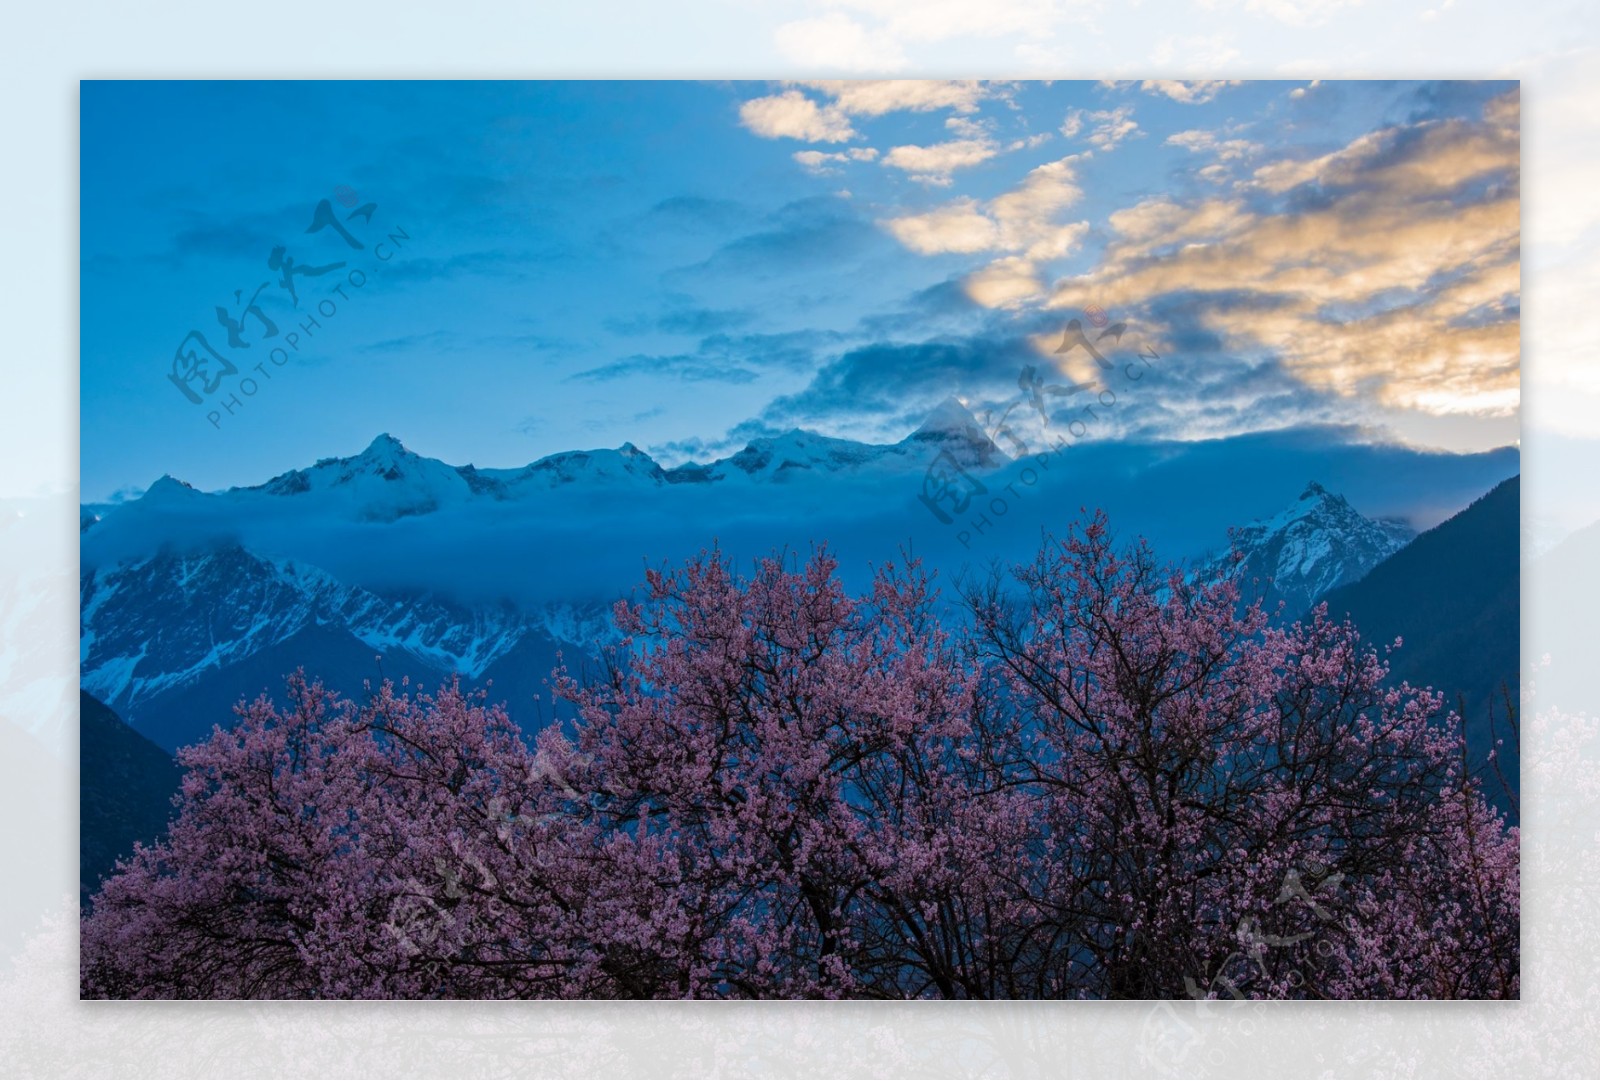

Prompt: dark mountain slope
[
  {"left": 1319, "top": 476, "right": 1520, "bottom": 812},
  {"left": 79, "top": 690, "right": 182, "bottom": 906}
]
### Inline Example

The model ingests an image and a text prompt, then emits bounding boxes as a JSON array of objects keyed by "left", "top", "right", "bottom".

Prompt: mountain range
[
  {"left": 83, "top": 399, "right": 1004, "bottom": 529},
  {"left": 80, "top": 399, "right": 1518, "bottom": 742},
  {"left": 76, "top": 401, "right": 1523, "bottom": 894},
  {"left": 80, "top": 402, "right": 1011, "bottom": 750}
]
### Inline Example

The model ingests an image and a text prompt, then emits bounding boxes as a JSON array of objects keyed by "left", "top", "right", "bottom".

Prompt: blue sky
[{"left": 81, "top": 79, "right": 1519, "bottom": 501}]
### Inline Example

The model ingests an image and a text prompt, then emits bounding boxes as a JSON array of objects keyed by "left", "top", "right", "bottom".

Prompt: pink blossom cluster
[{"left": 81, "top": 513, "right": 1518, "bottom": 999}]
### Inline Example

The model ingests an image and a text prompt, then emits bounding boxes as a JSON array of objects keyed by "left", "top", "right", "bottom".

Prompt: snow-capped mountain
[
  {"left": 79, "top": 400, "right": 1012, "bottom": 747},
  {"left": 79, "top": 402, "right": 1007, "bottom": 531},
  {"left": 701, "top": 397, "right": 1005, "bottom": 483},
  {"left": 1198, "top": 481, "right": 1416, "bottom": 616},
  {"left": 900, "top": 395, "right": 1010, "bottom": 469},
  {"left": 80, "top": 401, "right": 1523, "bottom": 751},
  {"left": 79, "top": 543, "right": 616, "bottom": 747},
  {"left": 82, "top": 546, "right": 514, "bottom": 702},
  {"left": 233, "top": 433, "right": 677, "bottom": 520}
]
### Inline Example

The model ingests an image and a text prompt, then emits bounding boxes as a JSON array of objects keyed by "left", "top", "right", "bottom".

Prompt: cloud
[
  {"left": 988, "top": 158, "right": 1087, "bottom": 256},
  {"left": 882, "top": 198, "right": 1000, "bottom": 254},
  {"left": 657, "top": 308, "right": 754, "bottom": 336},
  {"left": 568, "top": 354, "right": 761, "bottom": 385},
  {"left": 696, "top": 329, "right": 840, "bottom": 373},
  {"left": 871, "top": 112, "right": 1051, "bottom": 185},
  {"left": 579, "top": 327, "right": 838, "bottom": 392},
  {"left": 604, "top": 305, "right": 755, "bottom": 337},
  {"left": 1047, "top": 89, "right": 1520, "bottom": 424},
  {"left": 1165, "top": 128, "right": 1261, "bottom": 182},
  {"left": 963, "top": 256, "right": 1051, "bottom": 309},
  {"left": 730, "top": 78, "right": 1518, "bottom": 449},
  {"left": 738, "top": 81, "right": 1007, "bottom": 169},
  {"left": 851, "top": 277, "right": 990, "bottom": 340},
  {"left": 885, "top": 157, "right": 1085, "bottom": 258},
  {"left": 157, "top": 195, "right": 374, "bottom": 268},
  {"left": 740, "top": 81, "right": 999, "bottom": 147},
  {"left": 1250, "top": 102, "right": 1519, "bottom": 197},
  {"left": 363, "top": 248, "right": 548, "bottom": 285},
  {"left": 1105, "top": 196, "right": 1252, "bottom": 245},
  {"left": 1061, "top": 105, "right": 1141, "bottom": 151},
  {"left": 1139, "top": 79, "right": 1242, "bottom": 104},
  {"left": 739, "top": 90, "right": 857, "bottom": 142},
  {"left": 165, "top": 215, "right": 287, "bottom": 265},
  {"left": 358, "top": 330, "right": 460, "bottom": 356},
  {"left": 883, "top": 156, "right": 1088, "bottom": 308},
  {"left": 762, "top": 335, "right": 1038, "bottom": 427},
  {"left": 682, "top": 196, "right": 885, "bottom": 279},
  {"left": 881, "top": 138, "right": 1000, "bottom": 184},
  {"left": 739, "top": 82, "right": 1047, "bottom": 187},
  {"left": 801, "top": 79, "right": 991, "bottom": 116},
  {"left": 1165, "top": 128, "right": 1260, "bottom": 162},
  {"left": 646, "top": 195, "right": 750, "bottom": 233},
  {"left": 740, "top": 298, "right": 1506, "bottom": 467},
  {"left": 793, "top": 147, "right": 880, "bottom": 175}
]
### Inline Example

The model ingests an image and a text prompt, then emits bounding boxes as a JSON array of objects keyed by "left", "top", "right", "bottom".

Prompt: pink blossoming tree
[{"left": 81, "top": 514, "right": 1518, "bottom": 998}]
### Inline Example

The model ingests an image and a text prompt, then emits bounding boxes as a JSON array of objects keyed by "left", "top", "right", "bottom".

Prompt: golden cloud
[
  {"left": 1046, "top": 89, "right": 1521, "bottom": 420},
  {"left": 882, "top": 156, "right": 1089, "bottom": 308}
]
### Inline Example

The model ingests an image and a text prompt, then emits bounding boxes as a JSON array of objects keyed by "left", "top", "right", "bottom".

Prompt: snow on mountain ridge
[
  {"left": 902, "top": 395, "right": 1008, "bottom": 470},
  {"left": 244, "top": 432, "right": 474, "bottom": 520},
  {"left": 80, "top": 546, "right": 617, "bottom": 714},
  {"left": 910, "top": 396, "right": 992, "bottom": 440},
  {"left": 1200, "top": 481, "right": 1416, "bottom": 615},
  {"left": 104, "top": 399, "right": 1009, "bottom": 524},
  {"left": 143, "top": 475, "right": 202, "bottom": 502},
  {"left": 78, "top": 401, "right": 1015, "bottom": 719}
]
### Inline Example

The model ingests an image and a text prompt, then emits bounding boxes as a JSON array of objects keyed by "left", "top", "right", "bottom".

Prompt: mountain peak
[
  {"left": 1205, "top": 483, "right": 1417, "bottom": 615},
  {"left": 145, "top": 474, "right": 197, "bottom": 499},
  {"left": 362, "top": 433, "right": 407, "bottom": 458},
  {"left": 913, "top": 396, "right": 983, "bottom": 439},
  {"left": 902, "top": 396, "right": 1006, "bottom": 470}
]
